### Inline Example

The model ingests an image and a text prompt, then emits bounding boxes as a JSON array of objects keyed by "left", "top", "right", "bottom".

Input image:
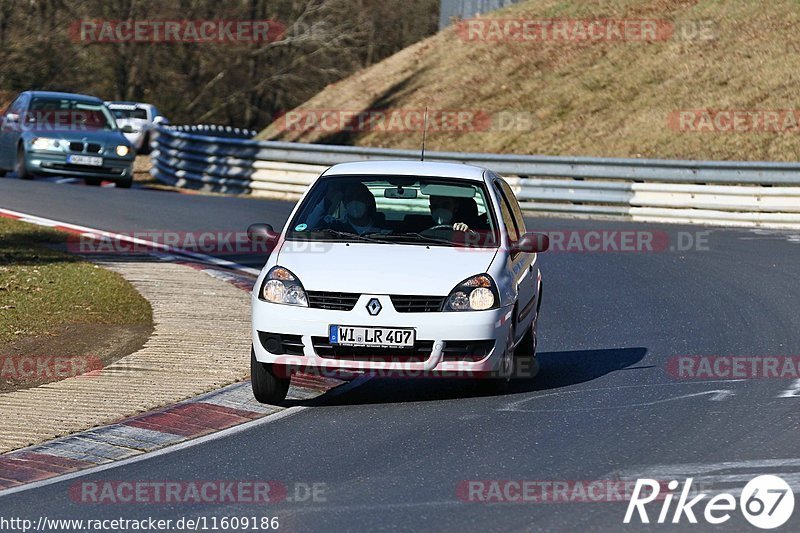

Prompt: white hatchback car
[
  {"left": 249, "top": 161, "right": 549, "bottom": 402},
  {"left": 105, "top": 101, "right": 168, "bottom": 154}
]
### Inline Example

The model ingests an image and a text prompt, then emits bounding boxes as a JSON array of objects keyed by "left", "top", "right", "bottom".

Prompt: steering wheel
[{"left": 426, "top": 224, "right": 453, "bottom": 231}]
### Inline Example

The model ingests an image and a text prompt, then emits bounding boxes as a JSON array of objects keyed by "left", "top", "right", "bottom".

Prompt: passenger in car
[
  {"left": 306, "top": 181, "right": 344, "bottom": 229},
  {"left": 335, "top": 183, "right": 386, "bottom": 235}
]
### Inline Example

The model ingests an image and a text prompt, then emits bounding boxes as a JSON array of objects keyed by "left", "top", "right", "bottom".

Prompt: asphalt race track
[{"left": 2, "top": 177, "right": 800, "bottom": 531}]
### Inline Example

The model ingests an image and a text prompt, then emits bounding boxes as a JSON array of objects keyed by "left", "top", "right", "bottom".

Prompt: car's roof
[
  {"left": 26, "top": 91, "right": 102, "bottom": 103},
  {"left": 106, "top": 101, "right": 148, "bottom": 108},
  {"left": 322, "top": 160, "right": 488, "bottom": 181}
]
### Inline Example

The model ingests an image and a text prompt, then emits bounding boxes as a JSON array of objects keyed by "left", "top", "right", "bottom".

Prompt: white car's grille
[
  {"left": 390, "top": 295, "right": 446, "bottom": 313},
  {"left": 306, "top": 292, "right": 446, "bottom": 313},
  {"left": 307, "top": 291, "right": 361, "bottom": 311},
  {"left": 306, "top": 291, "right": 360, "bottom": 311}
]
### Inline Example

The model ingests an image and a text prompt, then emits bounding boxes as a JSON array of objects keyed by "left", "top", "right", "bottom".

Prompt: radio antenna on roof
[{"left": 420, "top": 107, "right": 429, "bottom": 161}]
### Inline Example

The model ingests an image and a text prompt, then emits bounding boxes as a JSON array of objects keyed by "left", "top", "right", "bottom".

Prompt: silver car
[
  {"left": 106, "top": 101, "right": 168, "bottom": 155},
  {"left": 0, "top": 91, "right": 135, "bottom": 187}
]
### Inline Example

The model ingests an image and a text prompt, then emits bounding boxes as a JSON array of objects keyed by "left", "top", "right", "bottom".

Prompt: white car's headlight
[
  {"left": 259, "top": 266, "right": 308, "bottom": 307},
  {"left": 31, "top": 137, "right": 62, "bottom": 151},
  {"left": 115, "top": 145, "right": 130, "bottom": 157},
  {"left": 444, "top": 274, "right": 499, "bottom": 311}
]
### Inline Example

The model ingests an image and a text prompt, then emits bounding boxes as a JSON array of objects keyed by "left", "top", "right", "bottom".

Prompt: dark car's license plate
[{"left": 67, "top": 155, "right": 103, "bottom": 166}]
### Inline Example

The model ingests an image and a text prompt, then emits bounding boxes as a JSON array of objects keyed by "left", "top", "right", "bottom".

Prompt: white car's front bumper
[
  {"left": 122, "top": 131, "right": 146, "bottom": 150},
  {"left": 251, "top": 292, "right": 513, "bottom": 374}
]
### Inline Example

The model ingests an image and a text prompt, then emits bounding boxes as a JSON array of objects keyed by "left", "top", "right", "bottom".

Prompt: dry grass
[
  {"left": 0, "top": 90, "right": 12, "bottom": 110},
  {"left": 0, "top": 217, "right": 155, "bottom": 391},
  {"left": 0, "top": 217, "right": 152, "bottom": 344},
  {"left": 259, "top": 0, "right": 800, "bottom": 161}
]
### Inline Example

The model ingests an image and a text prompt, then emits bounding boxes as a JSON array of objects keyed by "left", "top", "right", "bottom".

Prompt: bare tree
[{"left": 0, "top": 0, "right": 438, "bottom": 128}]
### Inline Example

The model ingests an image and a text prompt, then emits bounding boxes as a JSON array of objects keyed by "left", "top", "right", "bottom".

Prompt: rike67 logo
[{"left": 624, "top": 475, "right": 795, "bottom": 529}]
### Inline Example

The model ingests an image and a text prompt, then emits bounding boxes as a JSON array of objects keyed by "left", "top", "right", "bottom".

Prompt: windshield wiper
[
  {"left": 367, "top": 232, "right": 457, "bottom": 247},
  {"left": 312, "top": 228, "right": 393, "bottom": 244}
]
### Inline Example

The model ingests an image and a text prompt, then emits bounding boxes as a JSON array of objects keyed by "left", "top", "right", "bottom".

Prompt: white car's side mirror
[
  {"left": 247, "top": 223, "right": 277, "bottom": 243},
  {"left": 512, "top": 233, "right": 549, "bottom": 254}
]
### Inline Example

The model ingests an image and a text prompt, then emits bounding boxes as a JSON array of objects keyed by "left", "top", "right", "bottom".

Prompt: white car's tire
[
  {"left": 251, "top": 347, "right": 290, "bottom": 404},
  {"left": 478, "top": 323, "right": 514, "bottom": 394},
  {"left": 515, "top": 282, "right": 542, "bottom": 380}
]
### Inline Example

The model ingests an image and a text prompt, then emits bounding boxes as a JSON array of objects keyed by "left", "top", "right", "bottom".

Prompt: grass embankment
[
  {"left": 260, "top": 0, "right": 800, "bottom": 161},
  {"left": 0, "top": 217, "right": 153, "bottom": 391}
]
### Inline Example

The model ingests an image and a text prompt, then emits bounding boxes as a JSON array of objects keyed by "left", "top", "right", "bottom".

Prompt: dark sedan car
[{"left": 0, "top": 91, "right": 135, "bottom": 187}]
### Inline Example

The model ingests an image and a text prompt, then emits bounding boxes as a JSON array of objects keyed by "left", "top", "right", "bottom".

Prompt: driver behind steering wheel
[{"left": 428, "top": 195, "right": 473, "bottom": 232}]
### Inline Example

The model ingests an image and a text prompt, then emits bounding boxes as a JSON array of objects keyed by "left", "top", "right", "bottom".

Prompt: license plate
[
  {"left": 330, "top": 325, "right": 415, "bottom": 348},
  {"left": 67, "top": 155, "right": 103, "bottom": 166}
]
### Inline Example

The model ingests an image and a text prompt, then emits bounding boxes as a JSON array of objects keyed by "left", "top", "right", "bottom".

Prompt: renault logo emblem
[{"left": 366, "top": 298, "right": 382, "bottom": 316}]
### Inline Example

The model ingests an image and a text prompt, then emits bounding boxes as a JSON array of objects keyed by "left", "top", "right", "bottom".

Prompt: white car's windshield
[
  {"left": 287, "top": 176, "right": 499, "bottom": 247},
  {"left": 110, "top": 107, "right": 148, "bottom": 120}
]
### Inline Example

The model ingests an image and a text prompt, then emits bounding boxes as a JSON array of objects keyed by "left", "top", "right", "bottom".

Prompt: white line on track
[
  {"left": 778, "top": 378, "right": 800, "bottom": 398},
  {"left": 500, "top": 380, "right": 745, "bottom": 412},
  {"left": 610, "top": 458, "right": 800, "bottom": 496},
  {"left": 0, "top": 376, "right": 371, "bottom": 499},
  {"left": 0, "top": 207, "right": 260, "bottom": 276},
  {"left": 0, "top": 407, "right": 307, "bottom": 498}
]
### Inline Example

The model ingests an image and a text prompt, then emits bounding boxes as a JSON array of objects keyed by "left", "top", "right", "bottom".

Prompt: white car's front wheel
[
  {"left": 514, "top": 321, "right": 540, "bottom": 380},
  {"left": 478, "top": 323, "right": 515, "bottom": 394},
  {"left": 251, "top": 347, "right": 290, "bottom": 404},
  {"left": 514, "top": 285, "right": 542, "bottom": 380}
]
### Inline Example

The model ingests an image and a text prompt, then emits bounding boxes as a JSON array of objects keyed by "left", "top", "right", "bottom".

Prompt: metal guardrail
[
  {"left": 165, "top": 124, "right": 258, "bottom": 139},
  {"left": 151, "top": 126, "right": 800, "bottom": 228}
]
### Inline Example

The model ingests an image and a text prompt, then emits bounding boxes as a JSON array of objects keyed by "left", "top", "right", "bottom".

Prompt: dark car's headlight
[
  {"left": 115, "top": 145, "right": 131, "bottom": 157},
  {"left": 31, "top": 138, "right": 62, "bottom": 151},
  {"left": 258, "top": 266, "right": 308, "bottom": 307},
  {"left": 443, "top": 274, "right": 499, "bottom": 311}
]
